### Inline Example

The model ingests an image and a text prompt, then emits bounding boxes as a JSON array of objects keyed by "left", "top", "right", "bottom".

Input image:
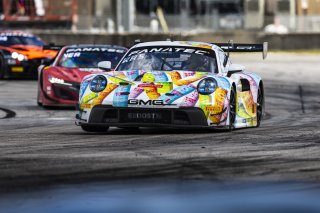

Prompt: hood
[
  {"left": 3, "top": 45, "right": 57, "bottom": 59},
  {"left": 46, "top": 66, "right": 103, "bottom": 84},
  {"left": 81, "top": 70, "right": 226, "bottom": 109}
]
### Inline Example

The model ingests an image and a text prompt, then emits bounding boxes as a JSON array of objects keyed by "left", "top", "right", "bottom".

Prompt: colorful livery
[{"left": 75, "top": 41, "right": 267, "bottom": 132}]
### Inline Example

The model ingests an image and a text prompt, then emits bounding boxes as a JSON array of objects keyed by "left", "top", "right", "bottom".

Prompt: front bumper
[
  {"left": 5, "top": 58, "right": 45, "bottom": 79},
  {"left": 41, "top": 82, "right": 80, "bottom": 107},
  {"left": 77, "top": 105, "right": 210, "bottom": 128}
]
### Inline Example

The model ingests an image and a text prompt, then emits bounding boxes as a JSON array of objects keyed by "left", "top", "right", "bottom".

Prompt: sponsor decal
[
  {"left": 0, "top": 32, "right": 33, "bottom": 37},
  {"left": 128, "top": 47, "right": 210, "bottom": 57},
  {"left": 0, "top": 36, "right": 8, "bottom": 41},
  {"left": 79, "top": 68, "right": 101, "bottom": 72},
  {"left": 127, "top": 112, "right": 162, "bottom": 120},
  {"left": 11, "top": 67, "right": 24, "bottom": 72},
  {"left": 128, "top": 99, "right": 165, "bottom": 106},
  {"left": 66, "top": 48, "right": 126, "bottom": 54},
  {"left": 80, "top": 103, "right": 92, "bottom": 109},
  {"left": 63, "top": 52, "right": 81, "bottom": 58}
]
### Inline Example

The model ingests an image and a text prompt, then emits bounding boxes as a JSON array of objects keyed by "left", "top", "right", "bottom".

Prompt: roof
[
  {"left": 0, "top": 30, "right": 35, "bottom": 37},
  {"left": 134, "top": 41, "right": 218, "bottom": 50},
  {"left": 63, "top": 44, "right": 127, "bottom": 50}
]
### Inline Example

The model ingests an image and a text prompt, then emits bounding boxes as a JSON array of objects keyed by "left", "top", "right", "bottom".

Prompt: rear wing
[
  {"left": 214, "top": 42, "right": 268, "bottom": 59},
  {"left": 42, "top": 44, "right": 65, "bottom": 51}
]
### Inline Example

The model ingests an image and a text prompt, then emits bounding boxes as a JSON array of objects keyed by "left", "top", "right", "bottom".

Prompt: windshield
[
  {"left": 58, "top": 48, "right": 126, "bottom": 69},
  {"left": 116, "top": 46, "right": 217, "bottom": 73},
  {"left": 0, "top": 34, "right": 45, "bottom": 46}
]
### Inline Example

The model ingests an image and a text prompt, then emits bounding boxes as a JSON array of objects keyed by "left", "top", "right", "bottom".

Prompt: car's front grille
[
  {"left": 88, "top": 106, "right": 208, "bottom": 126},
  {"left": 52, "top": 84, "right": 79, "bottom": 101}
]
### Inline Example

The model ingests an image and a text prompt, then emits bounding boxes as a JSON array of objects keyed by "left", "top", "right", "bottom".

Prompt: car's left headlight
[
  {"left": 11, "top": 52, "right": 28, "bottom": 61},
  {"left": 90, "top": 75, "right": 107, "bottom": 93},
  {"left": 197, "top": 78, "right": 217, "bottom": 95}
]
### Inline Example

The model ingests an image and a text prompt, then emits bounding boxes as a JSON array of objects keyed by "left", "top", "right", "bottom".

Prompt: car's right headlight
[
  {"left": 197, "top": 78, "right": 217, "bottom": 95},
  {"left": 90, "top": 75, "right": 107, "bottom": 92}
]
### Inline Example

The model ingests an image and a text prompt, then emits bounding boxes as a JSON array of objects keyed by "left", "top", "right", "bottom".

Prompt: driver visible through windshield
[{"left": 116, "top": 46, "right": 218, "bottom": 73}]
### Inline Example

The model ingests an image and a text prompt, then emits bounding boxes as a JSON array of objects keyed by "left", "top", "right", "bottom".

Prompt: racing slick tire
[
  {"left": 0, "top": 55, "right": 5, "bottom": 79},
  {"left": 81, "top": 125, "right": 109, "bottom": 133},
  {"left": 37, "top": 89, "right": 43, "bottom": 106},
  {"left": 228, "top": 86, "right": 236, "bottom": 131},
  {"left": 37, "top": 71, "right": 43, "bottom": 106},
  {"left": 256, "top": 84, "right": 264, "bottom": 127}
]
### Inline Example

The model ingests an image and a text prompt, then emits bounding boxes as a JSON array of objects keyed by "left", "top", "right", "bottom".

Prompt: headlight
[
  {"left": 11, "top": 52, "right": 27, "bottom": 61},
  {"left": 11, "top": 52, "right": 19, "bottom": 59},
  {"left": 197, "top": 78, "right": 217, "bottom": 95},
  {"left": 90, "top": 75, "right": 107, "bottom": 92}
]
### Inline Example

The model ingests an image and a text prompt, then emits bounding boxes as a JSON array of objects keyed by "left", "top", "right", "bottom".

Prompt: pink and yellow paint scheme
[
  {"left": 79, "top": 69, "right": 262, "bottom": 129},
  {"left": 76, "top": 41, "right": 266, "bottom": 130}
]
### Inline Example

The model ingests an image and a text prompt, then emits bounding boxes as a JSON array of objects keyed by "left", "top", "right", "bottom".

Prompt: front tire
[
  {"left": 228, "top": 86, "right": 236, "bottom": 131},
  {"left": 256, "top": 85, "right": 264, "bottom": 127},
  {"left": 37, "top": 71, "right": 44, "bottom": 106},
  {"left": 81, "top": 125, "right": 109, "bottom": 133},
  {"left": 37, "top": 87, "right": 43, "bottom": 106},
  {"left": 0, "top": 55, "right": 5, "bottom": 79}
]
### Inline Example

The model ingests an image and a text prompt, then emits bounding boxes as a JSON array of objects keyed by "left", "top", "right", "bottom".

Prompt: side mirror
[
  {"left": 223, "top": 55, "right": 229, "bottom": 67},
  {"left": 98, "top": 61, "right": 112, "bottom": 72},
  {"left": 227, "top": 64, "right": 245, "bottom": 77}
]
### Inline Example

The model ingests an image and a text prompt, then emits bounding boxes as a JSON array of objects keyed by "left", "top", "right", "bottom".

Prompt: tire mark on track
[
  {"left": 299, "top": 85, "right": 305, "bottom": 113},
  {"left": 0, "top": 107, "right": 16, "bottom": 119}
]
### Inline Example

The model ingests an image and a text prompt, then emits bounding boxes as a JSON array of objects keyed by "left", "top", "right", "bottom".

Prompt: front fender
[{"left": 229, "top": 71, "right": 263, "bottom": 127}]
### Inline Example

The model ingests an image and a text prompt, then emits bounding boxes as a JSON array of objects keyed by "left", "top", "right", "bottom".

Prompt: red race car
[{"left": 37, "top": 44, "right": 127, "bottom": 107}]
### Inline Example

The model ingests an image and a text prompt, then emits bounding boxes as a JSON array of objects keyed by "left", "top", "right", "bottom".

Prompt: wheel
[
  {"left": 37, "top": 100, "right": 43, "bottom": 106},
  {"left": 37, "top": 71, "right": 44, "bottom": 106},
  {"left": 0, "top": 55, "right": 5, "bottom": 79},
  {"left": 37, "top": 87, "right": 43, "bottom": 106},
  {"left": 256, "top": 85, "right": 264, "bottom": 127},
  {"left": 228, "top": 86, "right": 236, "bottom": 131},
  {"left": 81, "top": 125, "right": 109, "bottom": 133}
]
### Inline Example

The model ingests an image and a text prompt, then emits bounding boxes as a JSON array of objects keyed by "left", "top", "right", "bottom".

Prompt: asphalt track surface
[{"left": 0, "top": 53, "right": 319, "bottom": 193}]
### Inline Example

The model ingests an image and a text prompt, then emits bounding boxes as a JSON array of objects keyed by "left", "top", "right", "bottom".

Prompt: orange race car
[{"left": 0, "top": 31, "right": 58, "bottom": 79}]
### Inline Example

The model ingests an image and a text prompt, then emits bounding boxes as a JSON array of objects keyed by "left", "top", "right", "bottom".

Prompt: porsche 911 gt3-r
[{"left": 75, "top": 41, "right": 267, "bottom": 132}]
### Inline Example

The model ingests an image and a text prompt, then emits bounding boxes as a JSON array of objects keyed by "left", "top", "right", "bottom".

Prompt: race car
[
  {"left": 0, "top": 31, "right": 58, "bottom": 79},
  {"left": 37, "top": 44, "right": 127, "bottom": 107},
  {"left": 75, "top": 41, "right": 267, "bottom": 132}
]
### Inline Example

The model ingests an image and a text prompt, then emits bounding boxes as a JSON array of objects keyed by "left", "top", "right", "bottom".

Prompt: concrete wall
[
  {"left": 258, "top": 33, "right": 320, "bottom": 50},
  {"left": 32, "top": 31, "right": 320, "bottom": 50}
]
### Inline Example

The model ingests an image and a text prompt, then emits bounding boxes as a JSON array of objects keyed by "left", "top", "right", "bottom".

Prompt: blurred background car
[
  {"left": 0, "top": 30, "right": 58, "bottom": 79},
  {"left": 37, "top": 44, "right": 127, "bottom": 107}
]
